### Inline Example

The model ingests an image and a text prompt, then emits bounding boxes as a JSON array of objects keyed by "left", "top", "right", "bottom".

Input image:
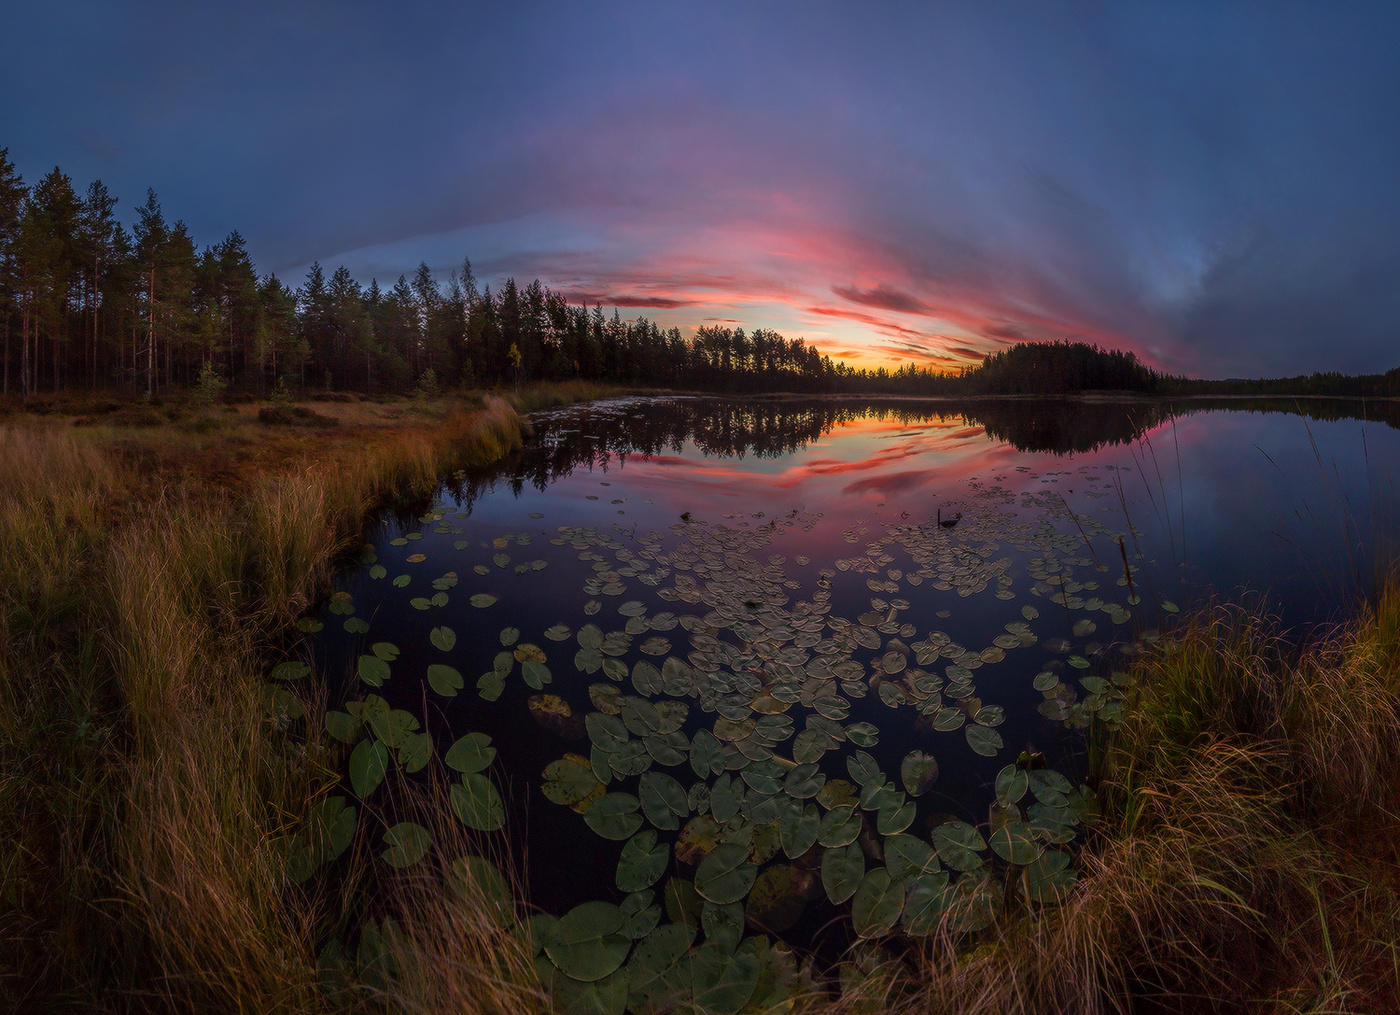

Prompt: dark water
[{"left": 297, "top": 395, "right": 1400, "bottom": 951}]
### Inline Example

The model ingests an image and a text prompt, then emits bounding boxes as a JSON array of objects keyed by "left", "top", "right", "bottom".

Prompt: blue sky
[{"left": 6, "top": 1, "right": 1400, "bottom": 376}]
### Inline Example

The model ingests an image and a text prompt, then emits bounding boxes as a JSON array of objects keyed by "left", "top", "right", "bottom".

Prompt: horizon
[{"left": 6, "top": 2, "right": 1400, "bottom": 379}]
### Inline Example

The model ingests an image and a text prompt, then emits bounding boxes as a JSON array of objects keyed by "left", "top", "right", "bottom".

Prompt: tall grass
[
  {"left": 0, "top": 394, "right": 539, "bottom": 1011},
  {"left": 881, "top": 591, "right": 1400, "bottom": 1014}
]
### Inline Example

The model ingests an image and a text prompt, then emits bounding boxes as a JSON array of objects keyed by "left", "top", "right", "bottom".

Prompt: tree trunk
[{"left": 146, "top": 267, "right": 155, "bottom": 400}]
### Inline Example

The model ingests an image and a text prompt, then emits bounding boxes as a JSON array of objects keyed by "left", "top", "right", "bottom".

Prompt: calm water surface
[{"left": 297, "top": 395, "right": 1400, "bottom": 959}]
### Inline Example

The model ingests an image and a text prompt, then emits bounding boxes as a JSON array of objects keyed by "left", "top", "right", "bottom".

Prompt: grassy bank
[
  {"left": 887, "top": 591, "right": 1400, "bottom": 1014},
  {"left": 0, "top": 385, "right": 613, "bottom": 1011}
]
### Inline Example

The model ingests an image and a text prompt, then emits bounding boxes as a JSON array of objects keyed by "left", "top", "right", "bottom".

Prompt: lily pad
[
  {"left": 445, "top": 732, "right": 496, "bottom": 773},
  {"left": 638, "top": 772, "right": 689, "bottom": 831},
  {"left": 617, "top": 830, "right": 670, "bottom": 893},
  {"left": 450, "top": 773, "right": 506, "bottom": 831},
  {"left": 427, "top": 663, "right": 464, "bottom": 697},
  {"left": 694, "top": 841, "right": 756, "bottom": 905},
  {"left": 545, "top": 901, "right": 632, "bottom": 983},
  {"left": 544, "top": 754, "right": 603, "bottom": 807},
  {"left": 932, "top": 820, "right": 986, "bottom": 872},
  {"left": 470, "top": 593, "right": 498, "bottom": 608},
  {"left": 429, "top": 626, "right": 456, "bottom": 652},
  {"left": 821, "top": 841, "right": 865, "bottom": 904},
  {"left": 851, "top": 868, "right": 904, "bottom": 937},
  {"left": 349, "top": 739, "right": 389, "bottom": 799},
  {"left": 988, "top": 821, "right": 1044, "bottom": 865},
  {"left": 382, "top": 822, "right": 431, "bottom": 869},
  {"left": 900, "top": 751, "right": 939, "bottom": 797},
  {"left": 584, "top": 793, "right": 644, "bottom": 841}
]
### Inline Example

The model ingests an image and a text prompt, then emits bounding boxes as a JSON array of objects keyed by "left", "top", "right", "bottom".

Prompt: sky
[{"left": 5, "top": 0, "right": 1400, "bottom": 377}]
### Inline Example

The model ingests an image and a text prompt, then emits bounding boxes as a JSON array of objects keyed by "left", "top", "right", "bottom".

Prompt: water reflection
[{"left": 449, "top": 396, "right": 1400, "bottom": 513}]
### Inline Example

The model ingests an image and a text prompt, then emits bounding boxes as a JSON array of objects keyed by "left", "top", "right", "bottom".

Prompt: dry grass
[
  {"left": 874, "top": 593, "right": 1400, "bottom": 1015},
  {"left": 0, "top": 390, "right": 571, "bottom": 1012}
]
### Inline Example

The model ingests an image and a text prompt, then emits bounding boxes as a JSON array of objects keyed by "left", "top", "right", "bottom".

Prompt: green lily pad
[
  {"left": 324, "top": 710, "right": 360, "bottom": 744},
  {"left": 988, "top": 821, "right": 1044, "bottom": 865},
  {"left": 818, "top": 804, "right": 861, "bottom": 848},
  {"left": 445, "top": 732, "right": 496, "bottom": 773},
  {"left": 522, "top": 659, "right": 552, "bottom": 689},
  {"left": 349, "top": 739, "right": 389, "bottom": 799},
  {"left": 821, "top": 841, "right": 865, "bottom": 904},
  {"left": 429, "top": 626, "right": 456, "bottom": 652},
  {"left": 851, "top": 868, "right": 905, "bottom": 937},
  {"left": 995, "top": 765, "right": 1029, "bottom": 806},
  {"left": 470, "top": 593, "right": 498, "bottom": 608},
  {"left": 638, "top": 772, "right": 689, "bottom": 831},
  {"left": 544, "top": 754, "right": 603, "bottom": 806},
  {"left": 1023, "top": 849, "right": 1077, "bottom": 904},
  {"left": 450, "top": 773, "right": 506, "bottom": 831},
  {"left": 271, "top": 660, "right": 309, "bottom": 681},
  {"left": 901, "top": 871, "right": 952, "bottom": 936},
  {"left": 617, "top": 830, "right": 670, "bottom": 893},
  {"left": 900, "top": 751, "right": 939, "bottom": 797},
  {"left": 381, "top": 822, "right": 431, "bottom": 869},
  {"left": 694, "top": 841, "right": 756, "bottom": 905},
  {"left": 885, "top": 834, "right": 940, "bottom": 879},
  {"left": 932, "top": 820, "right": 986, "bottom": 872},
  {"left": 357, "top": 654, "right": 390, "bottom": 687},
  {"left": 545, "top": 901, "right": 632, "bottom": 983},
  {"left": 584, "top": 794, "right": 644, "bottom": 841},
  {"left": 779, "top": 803, "right": 821, "bottom": 859},
  {"left": 846, "top": 751, "right": 882, "bottom": 787},
  {"left": 426, "top": 663, "right": 463, "bottom": 697},
  {"left": 965, "top": 724, "right": 1003, "bottom": 757}
]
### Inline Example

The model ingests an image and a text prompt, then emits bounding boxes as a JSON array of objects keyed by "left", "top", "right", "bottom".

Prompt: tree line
[{"left": 4, "top": 149, "right": 1396, "bottom": 402}]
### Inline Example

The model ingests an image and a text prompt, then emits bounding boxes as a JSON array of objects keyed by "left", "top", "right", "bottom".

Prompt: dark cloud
[{"left": 831, "top": 283, "right": 933, "bottom": 315}]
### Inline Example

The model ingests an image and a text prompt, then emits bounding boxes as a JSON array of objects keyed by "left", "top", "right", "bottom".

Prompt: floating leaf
[
  {"left": 617, "top": 830, "right": 670, "bottom": 893},
  {"left": 932, "top": 820, "right": 986, "bottom": 872},
  {"left": 445, "top": 732, "right": 495, "bottom": 773},
  {"left": 522, "top": 659, "right": 552, "bottom": 689},
  {"left": 851, "top": 868, "right": 905, "bottom": 937},
  {"left": 965, "top": 724, "right": 1003, "bottom": 757},
  {"left": 427, "top": 663, "right": 464, "bottom": 697},
  {"left": 901, "top": 871, "right": 952, "bottom": 936},
  {"left": 900, "top": 751, "right": 939, "bottom": 797},
  {"left": 1023, "top": 849, "right": 1077, "bottom": 904},
  {"left": 450, "top": 773, "right": 505, "bottom": 831},
  {"left": 357, "top": 654, "right": 390, "bottom": 687},
  {"left": 701, "top": 900, "right": 745, "bottom": 952},
  {"left": 885, "top": 834, "right": 939, "bottom": 879},
  {"left": 429, "top": 626, "right": 456, "bottom": 652},
  {"left": 821, "top": 842, "right": 865, "bottom": 904},
  {"left": 694, "top": 841, "right": 756, "bottom": 905},
  {"left": 324, "top": 710, "right": 360, "bottom": 744},
  {"left": 476, "top": 670, "right": 505, "bottom": 702},
  {"left": 995, "top": 765, "right": 1029, "bottom": 806},
  {"left": 382, "top": 822, "right": 431, "bottom": 868},
  {"left": 989, "top": 821, "right": 1043, "bottom": 865},
  {"left": 470, "top": 593, "right": 498, "bottom": 608},
  {"left": 349, "top": 740, "right": 389, "bottom": 799},
  {"left": 746, "top": 864, "right": 809, "bottom": 934},
  {"left": 818, "top": 804, "right": 861, "bottom": 848},
  {"left": 638, "top": 772, "right": 689, "bottom": 831},
  {"left": 271, "top": 660, "right": 309, "bottom": 681},
  {"left": 543, "top": 754, "right": 602, "bottom": 806},
  {"left": 780, "top": 803, "right": 821, "bottom": 859},
  {"left": 545, "top": 901, "right": 632, "bottom": 983},
  {"left": 584, "top": 794, "right": 644, "bottom": 841}
]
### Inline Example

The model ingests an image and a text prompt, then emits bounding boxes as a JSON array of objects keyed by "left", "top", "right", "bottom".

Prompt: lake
[{"left": 282, "top": 395, "right": 1400, "bottom": 1000}]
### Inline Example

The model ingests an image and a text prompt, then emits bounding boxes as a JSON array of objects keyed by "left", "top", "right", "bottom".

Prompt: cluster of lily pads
[{"left": 267, "top": 425, "right": 1186, "bottom": 1008}]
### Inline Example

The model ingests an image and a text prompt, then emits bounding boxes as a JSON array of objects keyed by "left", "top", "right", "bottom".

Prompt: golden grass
[
  {"left": 876, "top": 592, "right": 1400, "bottom": 1015},
  {"left": 0, "top": 390, "right": 565, "bottom": 1011}
]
